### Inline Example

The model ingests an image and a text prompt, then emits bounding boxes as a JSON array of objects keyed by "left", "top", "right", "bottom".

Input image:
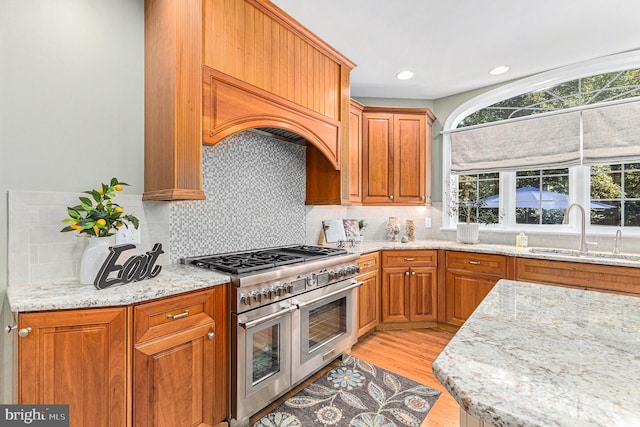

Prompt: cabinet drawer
[
  {"left": 358, "top": 252, "right": 380, "bottom": 274},
  {"left": 382, "top": 250, "right": 437, "bottom": 267},
  {"left": 134, "top": 288, "right": 216, "bottom": 344},
  {"left": 516, "top": 258, "right": 640, "bottom": 295},
  {"left": 446, "top": 251, "right": 507, "bottom": 276}
]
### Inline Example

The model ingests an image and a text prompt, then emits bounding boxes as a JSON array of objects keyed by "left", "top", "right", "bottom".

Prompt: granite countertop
[
  {"left": 345, "top": 239, "right": 640, "bottom": 268},
  {"left": 7, "top": 264, "right": 230, "bottom": 312},
  {"left": 432, "top": 279, "right": 640, "bottom": 427}
]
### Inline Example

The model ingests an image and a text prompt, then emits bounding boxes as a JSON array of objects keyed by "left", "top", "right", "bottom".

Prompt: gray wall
[
  {"left": 0, "top": 0, "right": 144, "bottom": 402},
  {"left": 0, "top": 0, "right": 144, "bottom": 288}
]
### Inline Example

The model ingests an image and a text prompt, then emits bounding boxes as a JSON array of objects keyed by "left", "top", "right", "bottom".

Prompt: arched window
[{"left": 443, "top": 50, "right": 640, "bottom": 232}]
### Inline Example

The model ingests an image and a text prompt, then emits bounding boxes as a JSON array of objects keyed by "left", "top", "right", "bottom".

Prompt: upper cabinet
[
  {"left": 144, "top": 0, "right": 355, "bottom": 201},
  {"left": 307, "top": 103, "right": 435, "bottom": 206},
  {"left": 362, "top": 107, "right": 435, "bottom": 205}
]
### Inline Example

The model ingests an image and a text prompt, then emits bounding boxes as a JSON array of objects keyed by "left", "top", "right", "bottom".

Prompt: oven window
[
  {"left": 252, "top": 325, "right": 281, "bottom": 385},
  {"left": 308, "top": 297, "right": 346, "bottom": 352}
]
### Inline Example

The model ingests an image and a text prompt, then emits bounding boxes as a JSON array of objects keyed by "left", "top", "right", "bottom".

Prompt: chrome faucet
[
  {"left": 613, "top": 229, "right": 622, "bottom": 254},
  {"left": 562, "top": 203, "right": 596, "bottom": 253}
]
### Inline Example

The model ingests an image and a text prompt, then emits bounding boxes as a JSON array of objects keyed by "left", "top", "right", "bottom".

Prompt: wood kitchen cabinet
[
  {"left": 362, "top": 107, "right": 435, "bottom": 205},
  {"left": 516, "top": 257, "right": 640, "bottom": 295},
  {"left": 306, "top": 99, "right": 364, "bottom": 205},
  {"left": 357, "top": 252, "right": 380, "bottom": 337},
  {"left": 133, "top": 287, "right": 228, "bottom": 427},
  {"left": 18, "top": 307, "right": 128, "bottom": 427},
  {"left": 380, "top": 250, "right": 438, "bottom": 326},
  {"left": 441, "top": 251, "right": 509, "bottom": 326},
  {"left": 17, "top": 284, "right": 229, "bottom": 427}
]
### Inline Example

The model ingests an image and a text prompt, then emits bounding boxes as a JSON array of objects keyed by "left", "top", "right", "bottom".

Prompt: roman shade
[
  {"left": 582, "top": 99, "right": 640, "bottom": 165},
  {"left": 450, "top": 111, "right": 581, "bottom": 174}
]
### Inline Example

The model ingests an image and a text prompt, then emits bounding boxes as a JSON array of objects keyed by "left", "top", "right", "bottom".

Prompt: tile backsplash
[
  {"left": 8, "top": 191, "right": 169, "bottom": 285},
  {"left": 168, "top": 131, "right": 307, "bottom": 262}
]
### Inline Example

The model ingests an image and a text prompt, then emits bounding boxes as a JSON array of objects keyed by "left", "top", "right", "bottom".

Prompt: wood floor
[{"left": 250, "top": 328, "right": 458, "bottom": 426}]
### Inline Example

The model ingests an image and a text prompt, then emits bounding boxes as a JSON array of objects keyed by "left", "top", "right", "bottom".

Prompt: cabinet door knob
[
  {"left": 18, "top": 327, "right": 32, "bottom": 338},
  {"left": 411, "top": 271, "right": 416, "bottom": 276},
  {"left": 207, "top": 332, "right": 215, "bottom": 340},
  {"left": 389, "top": 195, "right": 394, "bottom": 200},
  {"left": 405, "top": 271, "right": 409, "bottom": 276}
]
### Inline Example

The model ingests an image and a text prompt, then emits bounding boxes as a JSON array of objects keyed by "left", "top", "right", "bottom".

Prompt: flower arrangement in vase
[{"left": 61, "top": 178, "right": 139, "bottom": 284}]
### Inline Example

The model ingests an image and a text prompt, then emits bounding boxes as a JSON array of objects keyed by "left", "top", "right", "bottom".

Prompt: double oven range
[{"left": 188, "top": 245, "right": 361, "bottom": 426}]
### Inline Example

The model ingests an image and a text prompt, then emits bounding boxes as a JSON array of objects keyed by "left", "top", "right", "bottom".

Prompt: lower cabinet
[
  {"left": 381, "top": 250, "right": 437, "bottom": 324},
  {"left": 18, "top": 307, "right": 128, "bottom": 427},
  {"left": 515, "top": 257, "right": 640, "bottom": 295},
  {"left": 17, "top": 285, "right": 229, "bottom": 427},
  {"left": 357, "top": 252, "right": 380, "bottom": 336},
  {"left": 133, "top": 287, "right": 228, "bottom": 427},
  {"left": 442, "top": 251, "right": 508, "bottom": 326}
]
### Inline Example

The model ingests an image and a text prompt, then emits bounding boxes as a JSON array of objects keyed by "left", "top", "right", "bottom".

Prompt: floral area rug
[{"left": 253, "top": 356, "right": 440, "bottom": 427}]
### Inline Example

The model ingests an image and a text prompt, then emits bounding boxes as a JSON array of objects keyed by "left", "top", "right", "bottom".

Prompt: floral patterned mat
[{"left": 253, "top": 356, "right": 441, "bottom": 427}]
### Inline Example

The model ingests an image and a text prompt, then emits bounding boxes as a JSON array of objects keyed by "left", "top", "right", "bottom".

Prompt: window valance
[
  {"left": 583, "top": 99, "right": 640, "bottom": 165},
  {"left": 450, "top": 111, "right": 581, "bottom": 174}
]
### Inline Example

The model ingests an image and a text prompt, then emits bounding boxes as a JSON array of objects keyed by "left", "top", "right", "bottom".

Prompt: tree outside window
[{"left": 591, "top": 164, "right": 640, "bottom": 226}]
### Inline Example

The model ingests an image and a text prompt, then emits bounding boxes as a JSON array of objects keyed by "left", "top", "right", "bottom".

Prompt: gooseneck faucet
[
  {"left": 613, "top": 229, "right": 622, "bottom": 254},
  {"left": 562, "top": 203, "right": 596, "bottom": 253}
]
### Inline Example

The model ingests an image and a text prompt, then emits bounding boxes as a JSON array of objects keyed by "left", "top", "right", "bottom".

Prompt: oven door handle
[
  {"left": 239, "top": 305, "right": 297, "bottom": 330},
  {"left": 296, "top": 281, "right": 363, "bottom": 309}
]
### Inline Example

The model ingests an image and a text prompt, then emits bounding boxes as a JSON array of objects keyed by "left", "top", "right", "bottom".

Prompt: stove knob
[
  {"left": 307, "top": 272, "right": 318, "bottom": 287},
  {"left": 328, "top": 270, "right": 337, "bottom": 280},
  {"left": 276, "top": 285, "right": 287, "bottom": 297},
  {"left": 336, "top": 268, "right": 345, "bottom": 278},
  {"left": 285, "top": 283, "right": 294, "bottom": 294},
  {"left": 251, "top": 291, "right": 263, "bottom": 303},
  {"left": 349, "top": 265, "right": 360, "bottom": 275},
  {"left": 269, "top": 287, "right": 278, "bottom": 298},
  {"left": 240, "top": 293, "right": 252, "bottom": 306},
  {"left": 354, "top": 265, "right": 361, "bottom": 274}
]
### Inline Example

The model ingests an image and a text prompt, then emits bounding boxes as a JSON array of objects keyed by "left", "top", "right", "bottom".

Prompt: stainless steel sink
[{"left": 528, "top": 247, "right": 640, "bottom": 262}]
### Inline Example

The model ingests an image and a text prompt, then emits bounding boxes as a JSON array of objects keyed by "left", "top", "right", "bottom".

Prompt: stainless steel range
[{"left": 188, "top": 245, "right": 361, "bottom": 427}]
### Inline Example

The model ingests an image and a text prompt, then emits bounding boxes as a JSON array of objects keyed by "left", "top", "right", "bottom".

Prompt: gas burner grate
[
  {"left": 280, "top": 245, "right": 348, "bottom": 258},
  {"left": 191, "top": 250, "right": 305, "bottom": 274}
]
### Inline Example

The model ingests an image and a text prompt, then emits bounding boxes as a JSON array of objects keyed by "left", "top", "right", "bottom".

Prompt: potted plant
[
  {"left": 61, "top": 178, "right": 139, "bottom": 284},
  {"left": 447, "top": 180, "right": 499, "bottom": 244}
]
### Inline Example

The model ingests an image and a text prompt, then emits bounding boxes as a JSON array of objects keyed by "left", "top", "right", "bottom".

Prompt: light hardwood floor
[{"left": 250, "top": 328, "right": 458, "bottom": 426}]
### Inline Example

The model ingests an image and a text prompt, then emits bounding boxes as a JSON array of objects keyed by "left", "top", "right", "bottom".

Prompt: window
[
  {"left": 515, "top": 168, "right": 569, "bottom": 225},
  {"left": 443, "top": 51, "right": 640, "bottom": 231},
  {"left": 455, "top": 173, "right": 500, "bottom": 224},
  {"left": 590, "top": 164, "right": 640, "bottom": 226}
]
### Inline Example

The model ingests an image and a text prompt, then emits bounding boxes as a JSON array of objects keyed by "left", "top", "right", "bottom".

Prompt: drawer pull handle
[
  {"left": 207, "top": 332, "right": 215, "bottom": 340},
  {"left": 469, "top": 261, "right": 481, "bottom": 265},
  {"left": 362, "top": 261, "right": 372, "bottom": 267},
  {"left": 167, "top": 309, "right": 189, "bottom": 320},
  {"left": 404, "top": 257, "right": 415, "bottom": 261}
]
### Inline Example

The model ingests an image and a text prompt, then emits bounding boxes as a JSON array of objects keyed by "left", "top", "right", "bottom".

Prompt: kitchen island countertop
[
  {"left": 7, "top": 263, "right": 230, "bottom": 312},
  {"left": 432, "top": 279, "right": 640, "bottom": 427}
]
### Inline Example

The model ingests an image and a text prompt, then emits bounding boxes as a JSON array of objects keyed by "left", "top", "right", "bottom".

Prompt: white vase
[
  {"left": 79, "top": 237, "right": 114, "bottom": 285},
  {"left": 456, "top": 223, "right": 479, "bottom": 244}
]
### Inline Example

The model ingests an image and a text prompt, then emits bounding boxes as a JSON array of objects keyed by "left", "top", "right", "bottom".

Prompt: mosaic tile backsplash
[{"left": 169, "top": 131, "right": 306, "bottom": 262}]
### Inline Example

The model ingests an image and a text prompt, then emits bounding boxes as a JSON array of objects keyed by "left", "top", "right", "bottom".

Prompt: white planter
[
  {"left": 456, "top": 223, "right": 479, "bottom": 244},
  {"left": 79, "top": 237, "right": 114, "bottom": 285}
]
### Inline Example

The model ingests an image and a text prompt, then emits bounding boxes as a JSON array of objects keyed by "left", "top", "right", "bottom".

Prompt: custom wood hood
[{"left": 143, "top": 0, "right": 355, "bottom": 201}]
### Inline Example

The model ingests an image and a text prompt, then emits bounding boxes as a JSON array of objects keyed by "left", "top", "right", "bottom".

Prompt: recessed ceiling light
[
  {"left": 396, "top": 70, "right": 414, "bottom": 80},
  {"left": 489, "top": 65, "right": 510, "bottom": 76}
]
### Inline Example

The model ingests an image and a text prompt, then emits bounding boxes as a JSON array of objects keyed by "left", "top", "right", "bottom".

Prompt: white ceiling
[{"left": 271, "top": 0, "right": 640, "bottom": 100}]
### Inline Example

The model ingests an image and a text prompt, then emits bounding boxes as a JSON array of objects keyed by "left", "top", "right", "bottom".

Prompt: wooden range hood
[{"left": 143, "top": 0, "right": 355, "bottom": 201}]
